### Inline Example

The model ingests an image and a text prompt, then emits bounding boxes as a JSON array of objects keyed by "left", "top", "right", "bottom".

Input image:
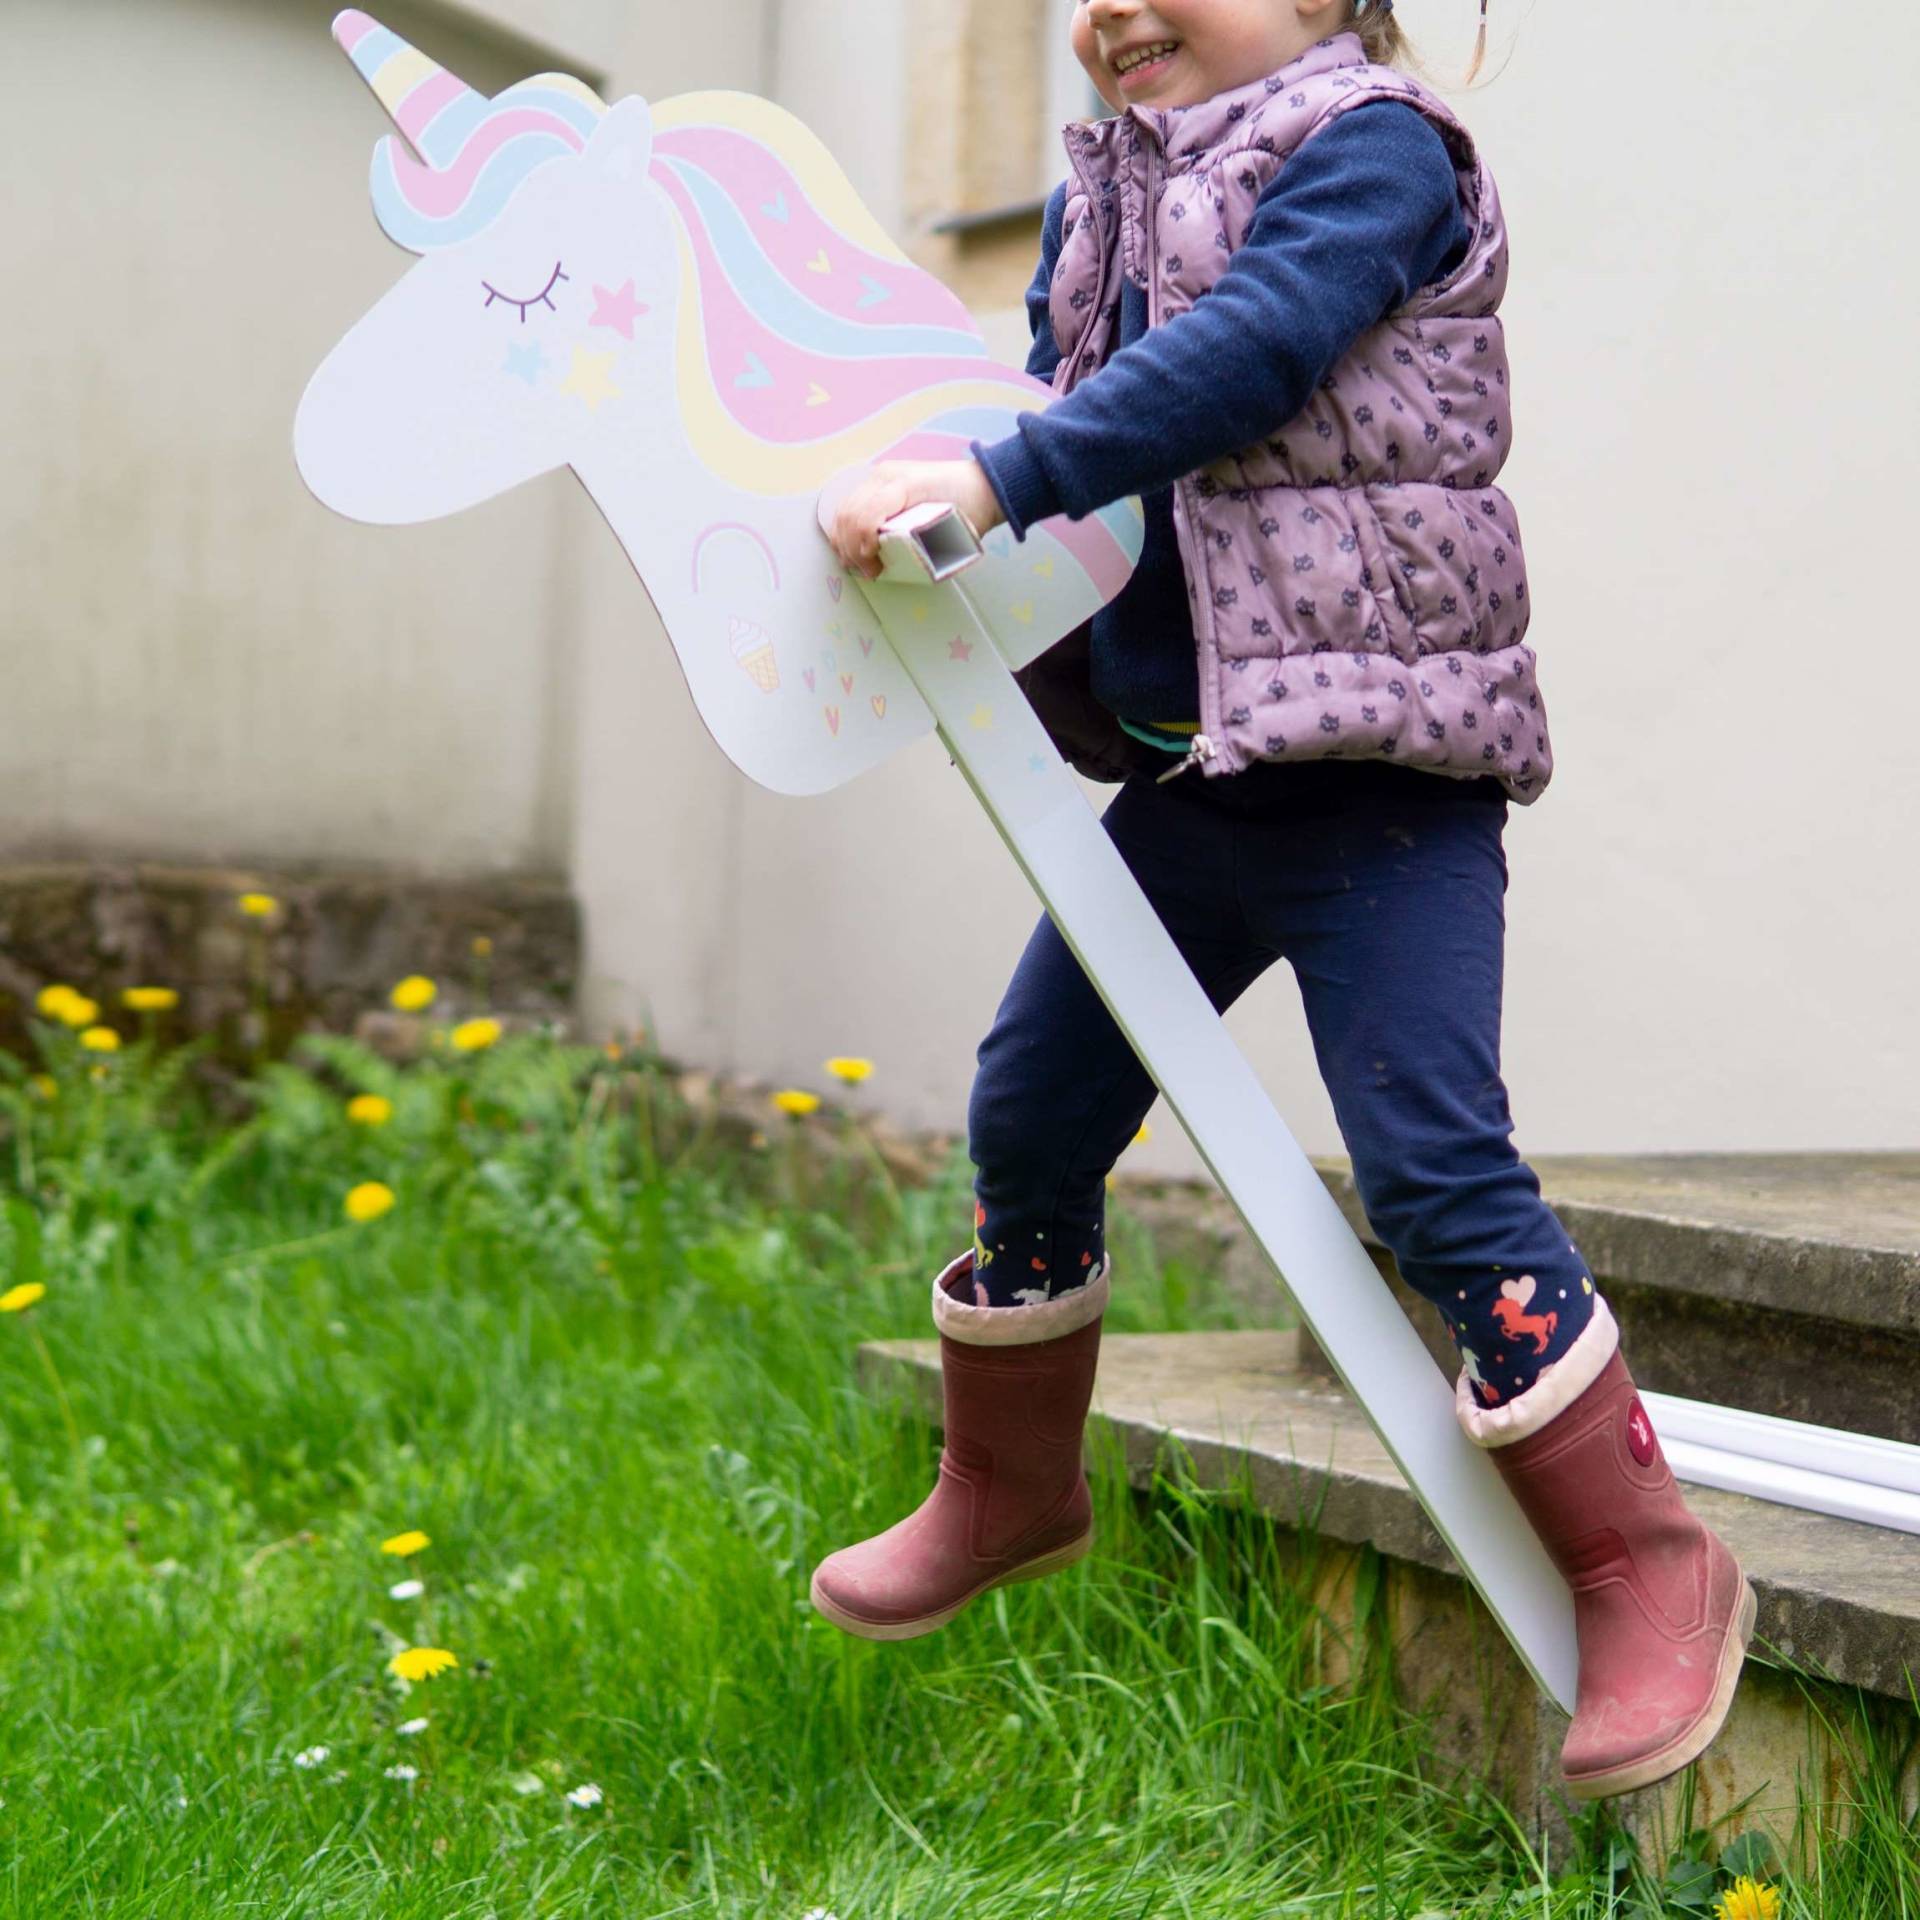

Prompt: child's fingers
[
  {"left": 851, "top": 483, "right": 895, "bottom": 579},
  {"left": 828, "top": 466, "right": 917, "bottom": 579},
  {"left": 829, "top": 496, "right": 874, "bottom": 578},
  {"left": 835, "top": 508, "right": 877, "bottom": 580}
]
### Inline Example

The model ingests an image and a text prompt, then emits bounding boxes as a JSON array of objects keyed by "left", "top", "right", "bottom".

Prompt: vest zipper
[
  {"left": 1061, "top": 134, "right": 1112, "bottom": 392},
  {"left": 1137, "top": 118, "right": 1230, "bottom": 778}
]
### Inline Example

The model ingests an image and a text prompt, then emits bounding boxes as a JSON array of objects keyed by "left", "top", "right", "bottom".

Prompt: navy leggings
[{"left": 965, "top": 755, "right": 1597, "bottom": 1409}]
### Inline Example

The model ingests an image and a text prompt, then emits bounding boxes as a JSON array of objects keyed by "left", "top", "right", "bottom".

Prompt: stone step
[
  {"left": 1300, "top": 1152, "right": 1920, "bottom": 1444},
  {"left": 855, "top": 1328, "right": 1920, "bottom": 1850}
]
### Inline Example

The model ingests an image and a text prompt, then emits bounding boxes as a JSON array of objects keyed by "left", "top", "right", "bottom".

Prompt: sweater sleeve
[{"left": 969, "top": 102, "right": 1470, "bottom": 541}]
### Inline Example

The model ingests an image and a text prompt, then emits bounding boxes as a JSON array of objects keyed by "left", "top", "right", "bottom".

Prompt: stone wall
[{"left": 0, "top": 866, "right": 577, "bottom": 1060}]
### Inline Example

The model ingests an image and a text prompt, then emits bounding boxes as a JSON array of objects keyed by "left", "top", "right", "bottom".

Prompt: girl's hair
[
  {"left": 1346, "top": 0, "right": 1407, "bottom": 69},
  {"left": 1347, "top": 0, "right": 1490, "bottom": 86}
]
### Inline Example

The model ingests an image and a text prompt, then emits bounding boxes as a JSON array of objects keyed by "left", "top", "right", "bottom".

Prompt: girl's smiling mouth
[{"left": 1111, "top": 40, "right": 1181, "bottom": 89}]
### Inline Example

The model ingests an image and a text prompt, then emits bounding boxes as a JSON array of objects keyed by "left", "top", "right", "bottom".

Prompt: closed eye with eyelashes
[{"left": 482, "top": 261, "right": 569, "bottom": 320}]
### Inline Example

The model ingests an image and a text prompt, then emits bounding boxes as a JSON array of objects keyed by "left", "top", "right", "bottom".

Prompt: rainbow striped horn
[{"left": 331, "top": 9, "right": 481, "bottom": 167}]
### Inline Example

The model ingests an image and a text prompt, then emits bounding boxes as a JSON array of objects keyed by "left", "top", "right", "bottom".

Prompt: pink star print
[
  {"left": 589, "top": 280, "right": 648, "bottom": 340},
  {"left": 948, "top": 635, "right": 974, "bottom": 661}
]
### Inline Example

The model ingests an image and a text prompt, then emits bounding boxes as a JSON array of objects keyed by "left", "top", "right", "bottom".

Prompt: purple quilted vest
[{"left": 1049, "top": 30, "right": 1553, "bottom": 800}]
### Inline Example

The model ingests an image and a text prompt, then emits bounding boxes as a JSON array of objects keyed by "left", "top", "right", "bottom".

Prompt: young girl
[{"left": 815, "top": 0, "right": 1754, "bottom": 1802}]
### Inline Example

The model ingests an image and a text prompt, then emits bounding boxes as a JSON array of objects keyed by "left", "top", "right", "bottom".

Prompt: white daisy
[
  {"left": 389, "top": 1578, "right": 425, "bottom": 1601},
  {"left": 565, "top": 1782, "right": 604, "bottom": 1808},
  {"left": 293, "top": 1746, "right": 331, "bottom": 1770},
  {"left": 397, "top": 1717, "right": 429, "bottom": 1736},
  {"left": 384, "top": 1763, "right": 419, "bottom": 1782}
]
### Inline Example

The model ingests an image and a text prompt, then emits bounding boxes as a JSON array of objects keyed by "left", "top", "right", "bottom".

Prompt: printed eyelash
[{"left": 481, "top": 261, "right": 569, "bottom": 321}]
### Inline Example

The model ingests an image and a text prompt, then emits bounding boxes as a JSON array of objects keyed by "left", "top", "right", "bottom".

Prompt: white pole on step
[{"left": 1644, "top": 1393, "right": 1920, "bottom": 1534}]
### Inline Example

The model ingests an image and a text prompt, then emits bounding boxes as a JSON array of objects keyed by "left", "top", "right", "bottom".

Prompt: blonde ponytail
[
  {"left": 1347, "top": 0, "right": 1406, "bottom": 68},
  {"left": 1463, "top": 0, "right": 1489, "bottom": 83},
  {"left": 1347, "top": 0, "right": 1491, "bottom": 86}
]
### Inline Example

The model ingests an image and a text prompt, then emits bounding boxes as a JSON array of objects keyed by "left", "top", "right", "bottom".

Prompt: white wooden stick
[{"left": 857, "top": 533, "right": 1581, "bottom": 1711}]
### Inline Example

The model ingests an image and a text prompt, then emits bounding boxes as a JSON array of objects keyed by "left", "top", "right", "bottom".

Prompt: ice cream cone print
[{"left": 729, "top": 615, "right": 780, "bottom": 693}]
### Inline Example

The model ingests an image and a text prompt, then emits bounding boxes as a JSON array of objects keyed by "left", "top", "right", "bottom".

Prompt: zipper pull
[{"left": 1154, "top": 733, "right": 1215, "bottom": 784}]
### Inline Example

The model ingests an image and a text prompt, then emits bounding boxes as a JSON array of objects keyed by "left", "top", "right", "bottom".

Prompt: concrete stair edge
[
  {"left": 855, "top": 1328, "right": 1920, "bottom": 1703},
  {"left": 1308, "top": 1152, "right": 1920, "bottom": 1338}
]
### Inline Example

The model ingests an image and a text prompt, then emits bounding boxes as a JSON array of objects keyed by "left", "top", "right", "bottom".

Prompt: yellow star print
[{"left": 560, "top": 345, "right": 621, "bottom": 411}]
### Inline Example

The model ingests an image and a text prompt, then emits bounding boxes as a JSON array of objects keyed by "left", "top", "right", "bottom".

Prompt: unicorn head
[
  {"left": 295, "top": 11, "right": 670, "bottom": 523},
  {"left": 297, "top": 12, "right": 1144, "bottom": 795}
]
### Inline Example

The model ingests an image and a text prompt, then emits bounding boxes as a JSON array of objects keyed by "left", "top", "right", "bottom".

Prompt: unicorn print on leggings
[{"left": 1490, "top": 1275, "right": 1559, "bottom": 1355}]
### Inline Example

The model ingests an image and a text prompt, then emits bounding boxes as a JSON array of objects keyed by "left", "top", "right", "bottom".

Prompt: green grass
[{"left": 0, "top": 1022, "right": 1911, "bottom": 1917}]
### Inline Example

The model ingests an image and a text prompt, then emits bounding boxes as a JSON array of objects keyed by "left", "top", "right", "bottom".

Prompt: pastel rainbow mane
[{"left": 646, "top": 93, "right": 1137, "bottom": 594}]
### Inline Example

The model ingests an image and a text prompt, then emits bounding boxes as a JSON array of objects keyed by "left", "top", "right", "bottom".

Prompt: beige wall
[
  {"left": 1414, "top": 0, "right": 1919, "bottom": 1156},
  {"left": 7, "top": 0, "right": 1917, "bottom": 1162},
  {"left": 0, "top": 0, "right": 580, "bottom": 873}
]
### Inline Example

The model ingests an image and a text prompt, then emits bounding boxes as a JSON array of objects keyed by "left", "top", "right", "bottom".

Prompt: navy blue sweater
[{"left": 970, "top": 101, "right": 1470, "bottom": 736}]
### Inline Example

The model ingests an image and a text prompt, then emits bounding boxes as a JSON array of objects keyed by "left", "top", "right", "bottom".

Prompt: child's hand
[{"left": 824, "top": 458, "right": 1005, "bottom": 581}]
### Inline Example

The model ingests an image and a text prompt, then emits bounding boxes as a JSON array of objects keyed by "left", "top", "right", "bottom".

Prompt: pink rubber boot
[
  {"left": 1457, "top": 1298, "right": 1757, "bottom": 1799},
  {"left": 809, "top": 1248, "right": 1106, "bottom": 1640}
]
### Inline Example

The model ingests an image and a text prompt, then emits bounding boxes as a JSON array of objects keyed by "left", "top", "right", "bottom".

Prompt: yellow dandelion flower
[
  {"left": 0, "top": 1282, "right": 48, "bottom": 1314},
  {"left": 345, "top": 1181, "right": 396, "bottom": 1224},
  {"left": 237, "top": 892, "right": 279, "bottom": 918},
  {"left": 1715, "top": 1879, "right": 1782, "bottom": 1920},
  {"left": 30, "top": 1074, "right": 58, "bottom": 1101},
  {"left": 1132, "top": 1122, "right": 1152, "bottom": 1146},
  {"left": 390, "top": 975, "right": 437, "bottom": 1013},
  {"left": 450, "top": 1017, "right": 501, "bottom": 1053},
  {"left": 470, "top": 936, "right": 493, "bottom": 958},
  {"left": 50, "top": 993, "right": 100, "bottom": 1029},
  {"left": 346, "top": 1093, "right": 394, "bottom": 1128},
  {"left": 824, "top": 1056, "right": 874, "bottom": 1085},
  {"left": 35, "top": 984, "right": 81, "bottom": 1019},
  {"left": 387, "top": 1646, "right": 458, "bottom": 1682},
  {"left": 121, "top": 986, "right": 180, "bottom": 1013},
  {"left": 772, "top": 1088, "right": 821, "bottom": 1117},
  {"left": 79, "top": 1027, "right": 122, "bottom": 1054},
  {"left": 381, "top": 1529, "right": 431, "bottom": 1557}
]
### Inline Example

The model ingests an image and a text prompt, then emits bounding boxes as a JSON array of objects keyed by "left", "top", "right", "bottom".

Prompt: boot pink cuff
[
  {"left": 1454, "top": 1295, "right": 1620, "bottom": 1448},
  {"left": 930, "top": 1249, "right": 1112, "bottom": 1346}
]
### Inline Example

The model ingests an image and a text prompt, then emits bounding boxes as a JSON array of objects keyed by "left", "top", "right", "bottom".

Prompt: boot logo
[{"left": 1625, "top": 1396, "right": 1659, "bottom": 1467}]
